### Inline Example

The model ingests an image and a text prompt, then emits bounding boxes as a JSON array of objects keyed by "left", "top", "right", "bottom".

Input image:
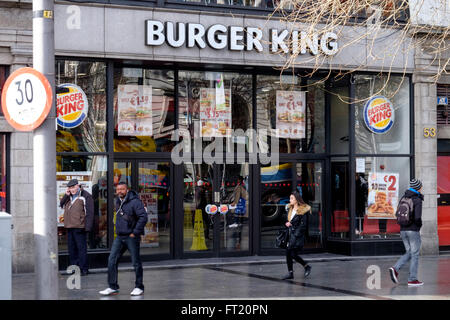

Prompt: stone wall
[{"left": 0, "top": 0, "right": 34, "bottom": 273}]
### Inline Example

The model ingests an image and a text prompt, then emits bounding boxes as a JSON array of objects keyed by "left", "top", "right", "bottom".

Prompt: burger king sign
[
  {"left": 363, "top": 95, "right": 395, "bottom": 134},
  {"left": 57, "top": 84, "right": 89, "bottom": 129}
]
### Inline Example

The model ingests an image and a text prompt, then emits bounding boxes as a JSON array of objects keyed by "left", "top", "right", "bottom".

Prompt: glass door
[
  {"left": 113, "top": 160, "right": 171, "bottom": 257},
  {"left": 218, "top": 163, "right": 250, "bottom": 252}
]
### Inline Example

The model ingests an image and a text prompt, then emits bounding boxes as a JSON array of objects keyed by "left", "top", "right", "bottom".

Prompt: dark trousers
[
  {"left": 286, "top": 248, "right": 307, "bottom": 272},
  {"left": 107, "top": 236, "right": 144, "bottom": 291},
  {"left": 67, "top": 228, "right": 88, "bottom": 273}
]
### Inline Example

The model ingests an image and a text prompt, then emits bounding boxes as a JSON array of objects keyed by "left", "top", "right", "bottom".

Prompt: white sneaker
[
  {"left": 228, "top": 223, "right": 239, "bottom": 228},
  {"left": 99, "top": 288, "right": 119, "bottom": 296},
  {"left": 130, "top": 288, "right": 144, "bottom": 296}
]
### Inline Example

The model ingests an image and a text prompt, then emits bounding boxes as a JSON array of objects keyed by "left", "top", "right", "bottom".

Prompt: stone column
[{"left": 413, "top": 47, "right": 439, "bottom": 255}]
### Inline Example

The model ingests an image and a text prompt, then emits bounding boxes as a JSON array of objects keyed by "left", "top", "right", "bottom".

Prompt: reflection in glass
[
  {"left": 178, "top": 71, "right": 252, "bottom": 153},
  {"left": 354, "top": 75, "right": 410, "bottom": 154},
  {"left": 114, "top": 68, "right": 175, "bottom": 152},
  {"left": 356, "top": 157, "right": 408, "bottom": 239},
  {"left": 219, "top": 163, "right": 249, "bottom": 251},
  {"left": 331, "top": 159, "right": 350, "bottom": 239},
  {"left": 138, "top": 162, "right": 171, "bottom": 255},
  {"left": 330, "top": 77, "right": 349, "bottom": 154},
  {"left": 260, "top": 162, "right": 323, "bottom": 249},
  {"left": 57, "top": 155, "right": 108, "bottom": 251},
  {"left": 256, "top": 75, "right": 325, "bottom": 154},
  {"left": 183, "top": 163, "right": 214, "bottom": 252},
  {"left": 56, "top": 60, "right": 107, "bottom": 155}
]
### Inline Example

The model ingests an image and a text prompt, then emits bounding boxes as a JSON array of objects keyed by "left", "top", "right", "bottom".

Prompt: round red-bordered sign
[{"left": 1, "top": 67, "right": 53, "bottom": 131}]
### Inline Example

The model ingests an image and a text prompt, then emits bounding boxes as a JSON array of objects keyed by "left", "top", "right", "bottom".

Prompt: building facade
[{"left": 1, "top": 0, "right": 448, "bottom": 272}]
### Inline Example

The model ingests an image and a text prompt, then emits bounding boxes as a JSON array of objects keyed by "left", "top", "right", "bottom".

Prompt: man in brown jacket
[{"left": 60, "top": 179, "right": 94, "bottom": 276}]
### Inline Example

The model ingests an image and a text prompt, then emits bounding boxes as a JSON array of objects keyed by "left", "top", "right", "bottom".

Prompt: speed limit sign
[{"left": 1, "top": 67, "right": 53, "bottom": 131}]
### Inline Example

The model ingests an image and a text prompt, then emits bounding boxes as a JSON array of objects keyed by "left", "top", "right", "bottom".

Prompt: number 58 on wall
[{"left": 423, "top": 127, "right": 436, "bottom": 138}]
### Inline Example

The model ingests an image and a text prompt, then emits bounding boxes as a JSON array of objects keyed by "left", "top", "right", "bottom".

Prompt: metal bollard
[{"left": 0, "top": 212, "right": 12, "bottom": 300}]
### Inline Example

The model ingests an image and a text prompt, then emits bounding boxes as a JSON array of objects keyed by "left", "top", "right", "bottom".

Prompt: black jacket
[
  {"left": 400, "top": 189, "right": 423, "bottom": 232},
  {"left": 115, "top": 190, "right": 148, "bottom": 236},
  {"left": 285, "top": 204, "right": 311, "bottom": 249}
]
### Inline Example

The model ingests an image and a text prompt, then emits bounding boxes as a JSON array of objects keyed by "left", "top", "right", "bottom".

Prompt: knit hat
[{"left": 409, "top": 178, "right": 422, "bottom": 191}]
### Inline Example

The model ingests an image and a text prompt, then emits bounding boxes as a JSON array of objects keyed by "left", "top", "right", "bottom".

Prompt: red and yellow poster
[
  {"left": 367, "top": 172, "right": 399, "bottom": 219},
  {"left": 200, "top": 88, "right": 232, "bottom": 137},
  {"left": 276, "top": 91, "right": 306, "bottom": 139},
  {"left": 117, "top": 84, "right": 152, "bottom": 136}
]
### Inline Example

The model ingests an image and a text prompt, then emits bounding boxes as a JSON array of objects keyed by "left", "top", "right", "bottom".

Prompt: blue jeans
[
  {"left": 107, "top": 236, "right": 144, "bottom": 290},
  {"left": 394, "top": 231, "right": 421, "bottom": 282}
]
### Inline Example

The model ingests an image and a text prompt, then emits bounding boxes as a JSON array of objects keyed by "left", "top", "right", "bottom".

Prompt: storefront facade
[{"left": 2, "top": 1, "right": 447, "bottom": 272}]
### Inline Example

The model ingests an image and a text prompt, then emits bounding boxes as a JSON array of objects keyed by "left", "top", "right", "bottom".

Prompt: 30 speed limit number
[{"left": 1, "top": 67, "right": 52, "bottom": 131}]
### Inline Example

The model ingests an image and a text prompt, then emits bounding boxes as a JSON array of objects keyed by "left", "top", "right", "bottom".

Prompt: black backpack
[{"left": 395, "top": 196, "right": 414, "bottom": 226}]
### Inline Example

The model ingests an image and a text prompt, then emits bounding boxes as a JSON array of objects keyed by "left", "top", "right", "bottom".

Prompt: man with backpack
[{"left": 389, "top": 178, "right": 424, "bottom": 287}]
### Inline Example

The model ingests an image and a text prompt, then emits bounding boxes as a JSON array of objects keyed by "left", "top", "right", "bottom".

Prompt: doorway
[
  {"left": 113, "top": 160, "right": 172, "bottom": 258},
  {"left": 182, "top": 162, "right": 251, "bottom": 257}
]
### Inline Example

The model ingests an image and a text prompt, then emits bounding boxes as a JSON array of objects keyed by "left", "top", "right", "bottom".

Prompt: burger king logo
[
  {"left": 57, "top": 84, "right": 89, "bottom": 129},
  {"left": 363, "top": 95, "right": 395, "bottom": 134}
]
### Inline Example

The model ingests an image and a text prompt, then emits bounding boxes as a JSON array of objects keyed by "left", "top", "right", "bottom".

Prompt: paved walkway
[{"left": 12, "top": 253, "right": 450, "bottom": 300}]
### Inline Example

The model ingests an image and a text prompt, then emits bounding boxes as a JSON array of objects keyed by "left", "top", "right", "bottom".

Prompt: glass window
[
  {"left": 330, "top": 76, "right": 349, "bottom": 154},
  {"left": 56, "top": 60, "right": 107, "bottom": 153},
  {"left": 57, "top": 155, "right": 109, "bottom": 251},
  {"left": 331, "top": 158, "right": 350, "bottom": 239},
  {"left": 178, "top": 71, "right": 252, "bottom": 154},
  {"left": 114, "top": 68, "right": 175, "bottom": 153},
  {"left": 260, "top": 162, "right": 323, "bottom": 249},
  {"left": 0, "top": 134, "right": 7, "bottom": 211},
  {"left": 355, "top": 156, "right": 409, "bottom": 239},
  {"left": 355, "top": 75, "right": 410, "bottom": 154},
  {"left": 256, "top": 75, "right": 325, "bottom": 154},
  {"left": 0, "top": 66, "right": 7, "bottom": 116}
]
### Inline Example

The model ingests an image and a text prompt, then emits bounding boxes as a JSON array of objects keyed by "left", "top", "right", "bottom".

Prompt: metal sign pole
[{"left": 32, "top": 0, "right": 58, "bottom": 299}]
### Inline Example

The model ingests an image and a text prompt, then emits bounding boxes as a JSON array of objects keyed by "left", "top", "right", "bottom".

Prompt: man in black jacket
[
  {"left": 389, "top": 178, "right": 424, "bottom": 287},
  {"left": 100, "top": 182, "right": 148, "bottom": 296}
]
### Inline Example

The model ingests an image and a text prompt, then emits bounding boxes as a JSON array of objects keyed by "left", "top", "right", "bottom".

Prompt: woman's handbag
[{"left": 275, "top": 227, "right": 289, "bottom": 249}]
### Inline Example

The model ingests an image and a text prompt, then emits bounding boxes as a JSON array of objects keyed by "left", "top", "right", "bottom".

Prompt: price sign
[{"left": 1, "top": 67, "right": 53, "bottom": 131}]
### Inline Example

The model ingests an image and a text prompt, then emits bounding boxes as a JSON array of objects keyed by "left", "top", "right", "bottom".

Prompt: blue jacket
[{"left": 115, "top": 190, "right": 148, "bottom": 236}]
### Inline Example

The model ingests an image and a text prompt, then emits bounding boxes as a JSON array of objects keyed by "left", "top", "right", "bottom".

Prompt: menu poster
[
  {"left": 57, "top": 172, "right": 92, "bottom": 227},
  {"left": 200, "top": 88, "right": 232, "bottom": 137},
  {"left": 140, "top": 192, "right": 159, "bottom": 248},
  {"left": 367, "top": 172, "right": 399, "bottom": 219},
  {"left": 118, "top": 84, "right": 152, "bottom": 136},
  {"left": 276, "top": 91, "right": 306, "bottom": 139}
]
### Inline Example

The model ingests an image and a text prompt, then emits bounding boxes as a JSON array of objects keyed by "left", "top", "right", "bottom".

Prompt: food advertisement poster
[
  {"left": 367, "top": 172, "right": 399, "bottom": 218},
  {"left": 117, "top": 84, "right": 152, "bottom": 136},
  {"left": 57, "top": 172, "right": 92, "bottom": 227},
  {"left": 276, "top": 91, "right": 306, "bottom": 139},
  {"left": 139, "top": 162, "right": 161, "bottom": 247},
  {"left": 200, "top": 88, "right": 232, "bottom": 137}
]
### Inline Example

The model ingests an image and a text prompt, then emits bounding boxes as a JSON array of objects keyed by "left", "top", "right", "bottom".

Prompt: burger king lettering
[
  {"left": 56, "top": 84, "right": 89, "bottom": 129},
  {"left": 363, "top": 96, "right": 395, "bottom": 134}
]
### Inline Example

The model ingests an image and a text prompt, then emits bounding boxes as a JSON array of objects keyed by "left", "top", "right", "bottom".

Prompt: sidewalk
[{"left": 12, "top": 253, "right": 450, "bottom": 300}]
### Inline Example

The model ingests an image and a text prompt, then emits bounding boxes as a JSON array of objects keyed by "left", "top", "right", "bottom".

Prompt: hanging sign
[
  {"left": 56, "top": 83, "right": 89, "bottom": 129},
  {"left": 1, "top": 67, "right": 53, "bottom": 131},
  {"left": 363, "top": 95, "right": 395, "bottom": 134},
  {"left": 276, "top": 91, "right": 306, "bottom": 139}
]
